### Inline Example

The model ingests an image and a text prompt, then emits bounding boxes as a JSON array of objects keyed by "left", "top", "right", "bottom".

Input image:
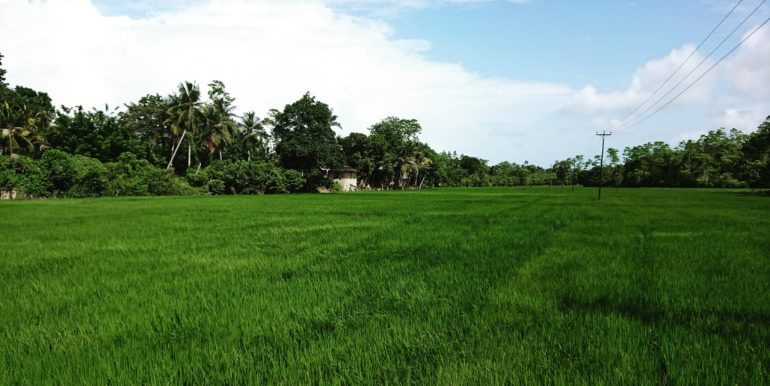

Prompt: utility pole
[{"left": 596, "top": 131, "right": 612, "bottom": 200}]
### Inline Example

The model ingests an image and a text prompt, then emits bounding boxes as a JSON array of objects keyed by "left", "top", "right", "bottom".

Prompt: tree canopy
[{"left": 1, "top": 51, "right": 770, "bottom": 197}]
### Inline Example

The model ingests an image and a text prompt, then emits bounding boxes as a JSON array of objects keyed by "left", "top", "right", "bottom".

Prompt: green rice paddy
[{"left": 1, "top": 188, "right": 769, "bottom": 384}]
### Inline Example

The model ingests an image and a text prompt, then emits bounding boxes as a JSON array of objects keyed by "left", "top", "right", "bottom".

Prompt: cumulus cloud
[
  {"left": 562, "top": 25, "right": 770, "bottom": 140},
  {"left": 0, "top": 0, "right": 569, "bottom": 163},
  {"left": 723, "top": 25, "right": 770, "bottom": 100},
  {"left": 718, "top": 106, "right": 768, "bottom": 130},
  {"left": 1, "top": 0, "right": 767, "bottom": 163},
  {"left": 563, "top": 44, "right": 717, "bottom": 118}
]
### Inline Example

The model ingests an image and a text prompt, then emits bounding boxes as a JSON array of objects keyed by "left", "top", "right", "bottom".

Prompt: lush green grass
[{"left": 1, "top": 188, "right": 769, "bottom": 384}]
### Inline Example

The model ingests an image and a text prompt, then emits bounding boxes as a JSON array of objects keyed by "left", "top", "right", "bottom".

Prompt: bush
[
  {"left": 207, "top": 179, "right": 225, "bottom": 195},
  {"left": 0, "top": 156, "right": 51, "bottom": 197},
  {"left": 40, "top": 149, "right": 76, "bottom": 195},
  {"left": 0, "top": 157, "right": 14, "bottom": 191},
  {"left": 173, "top": 177, "right": 204, "bottom": 196},
  {"left": 141, "top": 167, "right": 178, "bottom": 196},
  {"left": 105, "top": 153, "right": 184, "bottom": 196},
  {"left": 284, "top": 169, "right": 305, "bottom": 193},
  {"left": 204, "top": 160, "right": 300, "bottom": 195},
  {"left": 185, "top": 169, "right": 209, "bottom": 188},
  {"left": 70, "top": 155, "right": 109, "bottom": 197}
]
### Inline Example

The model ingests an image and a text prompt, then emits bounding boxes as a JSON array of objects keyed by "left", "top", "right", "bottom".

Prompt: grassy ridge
[{"left": 1, "top": 188, "right": 769, "bottom": 384}]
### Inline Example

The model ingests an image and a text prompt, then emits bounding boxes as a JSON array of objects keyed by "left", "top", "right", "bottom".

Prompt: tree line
[{"left": 1, "top": 52, "right": 769, "bottom": 198}]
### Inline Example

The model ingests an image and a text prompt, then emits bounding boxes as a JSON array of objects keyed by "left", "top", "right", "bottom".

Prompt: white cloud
[
  {"left": 1, "top": 0, "right": 767, "bottom": 164},
  {"left": 562, "top": 44, "right": 717, "bottom": 118},
  {"left": 0, "top": 0, "right": 568, "bottom": 163},
  {"left": 717, "top": 106, "right": 768, "bottom": 131},
  {"left": 723, "top": 25, "right": 770, "bottom": 100}
]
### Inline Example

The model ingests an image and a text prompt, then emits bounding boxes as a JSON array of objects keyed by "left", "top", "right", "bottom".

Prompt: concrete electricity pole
[{"left": 596, "top": 131, "right": 612, "bottom": 200}]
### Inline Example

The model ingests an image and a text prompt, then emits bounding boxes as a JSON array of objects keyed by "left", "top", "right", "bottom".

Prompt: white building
[{"left": 333, "top": 167, "right": 358, "bottom": 192}]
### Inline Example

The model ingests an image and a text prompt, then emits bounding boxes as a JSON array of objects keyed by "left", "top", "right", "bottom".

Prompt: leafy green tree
[
  {"left": 47, "top": 105, "right": 141, "bottom": 162},
  {"left": 366, "top": 117, "right": 423, "bottom": 188},
  {"left": 551, "top": 159, "right": 574, "bottom": 187},
  {"left": 679, "top": 129, "right": 746, "bottom": 187},
  {"left": 622, "top": 142, "right": 681, "bottom": 187},
  {"left": 0, "top": 52, "right": 6, "bottom": 86},
  {"left": 271, "top": 93, "right": 343, "bottom": 189},
  {"left": 429, "top": 151, "right": 464, "bottom": 187},
  {"left": 340, "top": 132, "right": 373, "bottom": 186},
  {"left": 119, "top": 94, "right": 175, "bottom": 168},
  {"left": 10, "top": 86, "right": 54, "bottom": 120},
  {"left": 606, "top": 148, "right": 623, "bottom": 187},
  {"left": 458, "top": 155, "right": 489, "bottom": 187},
  {"left": 741, "top": 116, "right": 770, "bottom": 188}
]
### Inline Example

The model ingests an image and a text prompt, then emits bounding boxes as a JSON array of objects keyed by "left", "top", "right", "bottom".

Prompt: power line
[
  {"left": 613, "top": 0, "right": 766, "bottom": 133},
  {"left": 616, "top": 14, "right": 770, "bottom": 133},
  {"left": 608, "top": 0, "right": 746, "bottom": 131}
]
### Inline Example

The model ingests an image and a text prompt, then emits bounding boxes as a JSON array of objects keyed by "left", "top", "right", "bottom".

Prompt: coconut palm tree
[
  {"left": 240, "top": 111, "right": 267, "bottom": 161},
  {"left": 201, "top": 99, "right": 240, "bottom": 160},
  {"left": 166, "top": 81, "right": 204, "bottom": 169},
  {"left": 0, "top": 102, "right": 35, "bottom": 157}
]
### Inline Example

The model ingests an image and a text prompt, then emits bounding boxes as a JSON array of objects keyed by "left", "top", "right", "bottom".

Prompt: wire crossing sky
[
  {"left": 1, "top": 0, "right": 768, "bottom": 164},
  {"left": 611, "top": 0, "right": 768, "bottom": 134},
  {"left": 608, "top": 0, "right": 747, "bottom": 133}
]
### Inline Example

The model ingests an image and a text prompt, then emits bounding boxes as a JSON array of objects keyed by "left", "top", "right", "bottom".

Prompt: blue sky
[
  {"left": 92, "top": 1, "right": 722, "bottom": 87},
  {"left": 3, "top": 0, "right": 769, "bottom": 164},
  {"left": 387, "top": 1, "right": 711, "bottom": 87}
]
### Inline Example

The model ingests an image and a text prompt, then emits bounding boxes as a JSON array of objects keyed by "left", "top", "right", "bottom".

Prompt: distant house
[
  {"left": 0, "top": 190, "right": 18, "bottom": 200},
  {"left": 333, "top": 167, "right": 358, "bottom": 192}
]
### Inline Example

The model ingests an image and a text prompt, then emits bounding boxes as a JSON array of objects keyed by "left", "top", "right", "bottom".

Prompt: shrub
[
  {"left": 0, "top": 156, "right": 51, "bottom": 197},
  {"left": 283, "top": 169, "right": 305, "bottom": 193},
  {"left": 185, "top": 169, "right": 209, "bottom": 188},
  {"left": 204, "top": 160, "right": 299, "bottom": 195},
  {"left": 70, "top": 155, "right": 109, "bottom": 197},
  {"left": 207, "top": 179, "right": 225, "bottom": 195},
  {"left": 40, "top": 149, "right": 76, "bottom": 195},
  {"left": 105, "top": 153, "right": 182, "bottom": 196},
  {"left": 140, "top": 167, "right": 178, "bottom": 196},
  {"left": 0, "top": 157, "right": 14, "bottom": 191},
  {"left": 173, "top": 177, "right": 204, "bottom": 196}
]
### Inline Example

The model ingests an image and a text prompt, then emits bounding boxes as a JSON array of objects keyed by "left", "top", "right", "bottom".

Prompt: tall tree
[
  {"left": 201, "top": 81, "right": 240, "bottom": 160},
  {"left": 340, "top": 132, "right": 373, "bottom": 185},
  {"left": 240, "top": 111, "right": 267, "bottom": 161},
  {"left": 0, "top": 102, "right": 32, "bottom": 156},
  {"left": 367, "top": 117, "right": 422, "bottom": 188},
  {"left": 47, "top": 105, "right": 141, "bottom": 162},
  {"left": 119, "top": 94, "right": 174, "bottom": 167},
  {"left": 741, "top": 116, "right": 770, "bottom": 188},
  {"left": 0, "top": 52, "right": 6, "bottom": 86},
  {"left": 201, "top": 101, "right": 239, "bottom": 160},
  {"left": 271, "top": 93, "right": 342, "bottom": 189},
  {"left": 166, "top": 81, "right": 204, "bottom": 169}
]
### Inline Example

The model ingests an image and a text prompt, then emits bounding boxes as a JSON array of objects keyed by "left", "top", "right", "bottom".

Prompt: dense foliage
[{"left": 1, "top": 51, "right": 769, "bottom": 198}]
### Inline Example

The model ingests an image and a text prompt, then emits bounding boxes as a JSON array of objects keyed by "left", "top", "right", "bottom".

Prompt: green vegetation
[
  {"left": 2, "top": 51, "right": 770, "bottom": 199},
  {"left": 1, "top": 188, "right": 768, "bottom": 384}
]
